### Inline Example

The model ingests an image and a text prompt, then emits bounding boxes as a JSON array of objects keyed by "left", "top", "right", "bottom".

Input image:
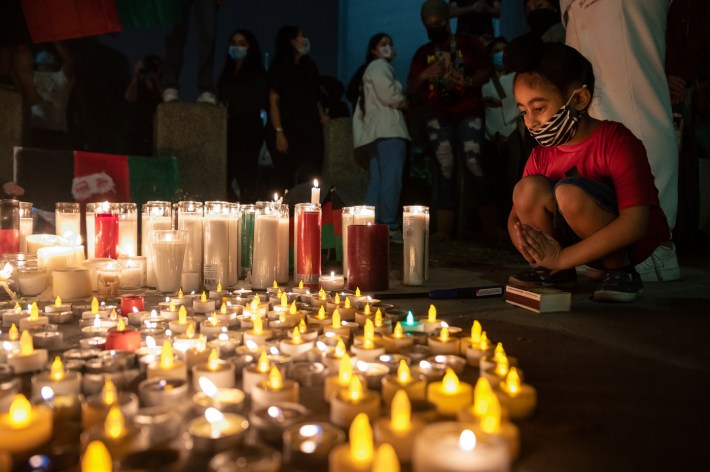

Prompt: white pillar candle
[
  {"left": 118, "top": 256, "right": 145, "bottom": 289},
  {"left": 203, "top": 202, "right": 230, "bottom": 290},
  {"left": 37, "top": 246, "right": 83, "bottom": 284},
  {"left": 276, "top": 204, "right": 290, "bottom": 284},
  {"left": 19, "top": 202, "right": 33, "bottom": 253},
  {"left": 341, "top": 206, "right": 375, "bottom": 278},
  {"left": 117, "top": 203, "right": 138, "bottom": 256},
  {"left": 227, "top": 203, "right": 241, "bottom": 287},
  {"left": 52, "top": 268, "right": 92, "bottom": 301},
  {"left": 55, "top": 202, "right": 81, "bottom": 238},
  {"left": 26, "top": 234, "right": 63, "bottom": 254},
  {"left": 141, "top": 201, "right": 172, "bottom": 288},
  {"left": 152, "top": 230, "right": 188, "bottom": 293},
  {"left": 251, "top": 205, "right": 280, "bottom": 289},
  {"left": 177, "top": 201, "right": 203, "bottom": 291},
  {"left": 17, "top": 267, "right": 47, "bottom": 297},
  {"left": 402, "top": 206, "right": 429, "bottom": 286},
  {"left": 85, "top": 202, "right": 96, "bottom": 259}
]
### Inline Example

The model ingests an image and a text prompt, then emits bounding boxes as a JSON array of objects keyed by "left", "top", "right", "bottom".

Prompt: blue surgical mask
[
  {"left": 229, "top": 46, "right": 248, "bottom": 60},
  {"left": 299, "top": 38, "right": 311, "bottom": 56},
  {"left": 492, "top": 51, "right": 504, "bottom": 68},
  {"left": 379, "top": 45, "right": 395, "bottom": 60}
]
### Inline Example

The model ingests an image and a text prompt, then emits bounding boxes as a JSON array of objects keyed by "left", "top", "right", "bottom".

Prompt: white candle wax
[
  {"left": 37, "top": 246, "right": 83, "bottom": 283},
  {"left": 55, "top": 211, "right": 81, "bottom": 239},
  {"left": 153, "top": 239, "right": 187, "bottom": 293},
  {"left": 178, "top": 212, "right": 203, "bottom": 275},
  {"left": 52, "top": 268, "right": 92, "bottom": 301},
  {"left": 203, "top": 212, "right": 230, "bottom": 290},
  {"left": 402, "top": 208, "right": 429, "bottom": 286},
  {"left": 227, "top": 208, "right": 241, "bottom": 287},
  {"left": 26, "top": 234, "right": 63, "bottom": 254},
  {"left": 276, "top": 210, "right": 290, "bottom": 284},
  {"left": 319, "top": 273, "right": 345, "bottom": 291},
  {"left": 19, "top": 217, "right": 33, "bottom": 253},
  {"left": 86, "top": 209, "right": 95, "bottom": 258},
  {"left": 251, "top": 213, "right": 279, "bottom": 289},
  {"left": 142, "top": 216, "right": 172, "bottom": 287},
  {"left": 118, "top": 216, "right": 138, "bottom": 256}
]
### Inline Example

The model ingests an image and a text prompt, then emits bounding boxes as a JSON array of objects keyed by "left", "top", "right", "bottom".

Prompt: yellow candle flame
[
  {"left": 471, "top": 320, "right": 482, "bottom": 345},
  {"left": 29, "top": 302, "right": 39, "bottom": 321},
  {"left": 216, "top": 282, "right": 222, "bottom": 292},
  {"left": 363, "top": 319, "right": 375, "bottom": 349},
  {"left": 334, "top": 293, "right": 341, "bottom": 304},
  {"left": 338, "top": 353, "right": 352, "bottom": 384},
  {"left": 268, "top": 366, "right": 283, "bottom": 389},
  {"left": 472, "top": 377, "right": 495, "bottom": 418},
  {"left": 207, "top": 349, "right": 220, "bottom": 371},
  {"left": 55, "top": 296, "right": 62, "bottom": 307},
  {"left": 298, "top": 280, "right": 304, "bottom": 289},
  {"left": 8, "top": 394, "right": 32, "bottom": 428},
  {"left": 396, "top": 360, "right": 411, "bottom": 384},
  {"left": 291, "top": 326, "right": 303, "bottom": 344},
  {"left": 257, "top": 351, "right": 271, "bottom": 373},
  {"left": 344, "top": 297, "right": 352, "bottom": 309},
  {"left": 200, "top": 291, "right": 207, "bottom": 302},
  {"left": 277, "top": 288, "right": 283, "bottom": 299},
  {"left": 91, "top": 297, "right": 99, "bottom": 314},
  {"left": 494, "top": 342, "right": 506, "bottom": 362},
  {"left": 279, "top": 311, "right": 286, "bottom": 323},
  {"left": 280, "top": 292, "right": 288, "bottom": 307},
  {"left": 251, "top": 296, "right": 259, "bottom": 312},
  {"left": 374, "top": 309, "right": 383, "bottom": 327},
  {"left": 178, "top": 305, "right": 188, "bottom": 324},
  {"left": 390, "top": 322, "right": 404, "bottom": 339},
  {"left": 332, "top": 309, "right": 342, "bottom": 328},
  {"left": 319, "top": 288, "right": 327, "bottom": 300},
  {"left": 253, "top": 315, "right": 263, "bottom": 335},
  {"left": 334, "top": 338, "right": 346, "bottom": 358},
  {"left": 20, "top": 330, "right": 33, "bottom": 355},
  {"left": 480, "top": 394, "right": 502, "bottom": 434},
  {"left": 349, "top": 413, "right": 373, "bottom": 463},
  {"left": 8, "top": 323, "right": 18, "bottom": 341},
  {"left": 442, "top": 368, "right": 460, "bottom": 394},
  {"left": 317, "top": 306, "right": 326, "bottom": 320},
  {"left": 220, "top": 303, "right": 227, "bottom": 315},
  {"left": 186, "top": 323, "right": 195, "bottom": 338},
  {"left": 208, "top": 313, "right": 218, "bottom": 326},
  {"left": 104, "top": 404, "right": 126, "bottom": 439},
  {"left": 50, "top": 356, "right": 66, "bottom": 381},
  {"left": 298, "top": 318, "right": 307, "bottom": 333},
  {"left": 480, "top": 331, "right": 490, "bottom": 351},
  {"left": 196, "top": 335, "right": 207, "bottom": 352},
  {"left": 427, "top": 304, "right": 437, "bottom": 322},
  {"left": 459, "top": 429, "right": 476, "bottom": 452},
  {"left": 160, "top": 340, "right": 174, "bottom": 370},
  {"left": 355, "top": 287, "right": 361, "bottom": 297},
  {"left": 289, "top": 301, "right": 298, "bottom": 315},
  {"left": 363, "top": 303, "right": 371, "bottom": 316},
  {"left": 372, "top": 443, "right": 400, "bottom": 472},
  {"left": 82, "top": 440, "right": 112, "bottom": 472},
  {"left": 348, "top": 375, "right": 364, "bottom": 401},
  {"left": 439, "top": 326, "right": 450, "bottom": 342},
  {"left": 109, "top": 308, "right": 117, "bottom": 321},
  {"left": 117, "top": 317, "right": 126, "bottom": 332},
  {"left": 495, "top": 355, "right": 510, "bottom": 378},
  {"left": 102, "top": 379, "right": 117, "bottom": 405},
  {"left": 178, "top": 288, "right": 183, "bottom": 298},
  {"left": 390, "top": 389, "right": 411, "bottom": 432},
  {"left": 273, "top": 280, "right": 278, "bottom": 288},
  {"left": 503, "top": 367, "right": 522, "bottom": 397},
  {"left": 14, "top": 302, "right": 21, "bottom": 314}
]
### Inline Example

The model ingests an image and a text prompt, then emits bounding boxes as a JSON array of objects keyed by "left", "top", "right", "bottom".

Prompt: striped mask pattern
[{"left": 528, "top": 90, "right": 582, "bottom": 147}]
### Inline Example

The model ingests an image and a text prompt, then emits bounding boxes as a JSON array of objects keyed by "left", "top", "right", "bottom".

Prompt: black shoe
[
  {"left": 593, "top": 267, "right": 643, "bottom": 302},
  {"left": 508, "top": 267, "right": 577, "bottom": 288}
]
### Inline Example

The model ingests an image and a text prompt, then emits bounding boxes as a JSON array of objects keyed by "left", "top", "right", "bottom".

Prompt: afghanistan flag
[{"left": 321, "top": 186, "right": 345, "bottom": 262}]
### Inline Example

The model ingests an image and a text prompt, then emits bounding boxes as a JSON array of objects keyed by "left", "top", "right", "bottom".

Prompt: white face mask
[
  {"left": 299, "top": 38, "right": 311, "bottom": 56},
  {"left": 378, "top": 44, "right": 395, "bottom": 60}
]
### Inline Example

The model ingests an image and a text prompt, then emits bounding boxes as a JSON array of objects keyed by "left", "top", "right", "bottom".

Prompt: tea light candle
[
  {"left": 323, "top": 338, "right": 349, "bottom": 371},
  {"left": 336, "top": 296, "right": 357, "bottom": 322},
  {"left": 80, "top": 336, "right": 107, "bottom": 350},
  {"left": 427, "top": 368, "right": 473, "bottom": 417},
  {"left": 412, "top": 423, "right": 510, "bottom": 472},
  {"left": 280, "top": 327, "right": 315, "bottom": 360},
  {"left": 493, "top": 367, "right": 536, "bottom": 420},
  {"left": 81, "top": 315, "right": 110, "bottom": 338},
  {"left": 328, "top": 413, "right": 374, "bottom": 472},
  {"left": 19, "top": 302, "right": 48, "bottom": 331},
  {"left": 381, "top": 322, "right": 415, "bottom": 353},
  {"left": 147, "top": 340, "right": 187, "bottom": 380},
  {"left": 2, "top": 303, "right": 27, "bottom": 328},
  {"left": 381, "top": 360, "right": 427, "bottom": 406},
  {"left": 207, "top": 330, "right": 242, "bottom": 357},
  {"left": 193, "top": 377, "right": 245, "bottom": 415},
  {"left": 371, "top": 309, "right": 392, "bottom": 336},
  {"left": 82, "top": 379, "right": 139, "bottom": 430},
  {"left": 350, "top": 319, "right": 385, "bottom": 362},
  {"left": 330, "top": 376, "right": 381, "bottom": 428},
  {"left": 168, "top": 305, "right": 196, "bottom": 334},
  {"left": 84, "top": 403, "right": 142, "bottom": 460},
  {"left": 320, "top": 272, "right": 345, "bottom": 291},
  {"left": 120, "top": 295, "right": 144, "bottom": 315},
  {"left": 45, "top": 296, "right": 71, "bottom": 314},
  {"left": 290, "top": 361, "right": 327, "bottom": 387},
  {"left": 480, "top": 343, "right": 517, "bottom": 374},
  {"left": 400, "top": 311, "right": 422, "bottom": 333},
  {"left": 104, "top": 318, "right": 141, "bottom": 352},
  {"left": 307, "top": 305, "right": 332, "bottom": 327},
  {"left": 0, "top": 394, "right": 53, "bottom": 454},
  {"left": 209, "top": 282, "right": 228, "bottom": 300},
  {"left": 427, "top": 354, "right": 467, "bottom": 376},
  {"left": 243, "top": 314, "right": 273, "bottom": 346},
  {"left": 7, "top": 330, "right": 48, "bottom": 374},
  {"left": 374, "top": 390, "right": 426, "bottom": 463},
  {"left": 188, "top": 408, "right": 249, "bottom": 454},
  {"left": 184, "top": 336, "right": 211, "bottom": 368},
  {"left": 45, "top": 309, "right": 73, "bottom": 325},
  {"left": 81, "top": 298, "right": 106, "bottom": 319},
  {"left": 31, "top": 356, "right": 82, "bottom": 396},
  {"left": 193, "top": 291, "right": 216, "bottom": 314},
  {"left": 419, "top": 304, "right": 442, "bottom": 333},
  {"left": 291, "top": 280, "right": 310, "bottom": 295},
  {"left": 31, "top": 329, "right": 64, "bottom": 350},
  {"left": 251, "top": 366, "right": 299, "bottom": 409},
  {"left": 159, "top": 302, "right": 179, "bottom": 321},
  {"left": 242, "top": 351, "right": 275, "bottom": 395},
  {"left": 291, "top": 318, "right": 318, "bottom": 342},
  {"left": 466, "top": 330, "right": 493, "bottom": 366},
  {"left": 192, "top": 349, "right": 235, "bottom": 389},
  {"left": 355, "top": 360, "right": 389, "bottom": 391},
  {"left": 354, "top": 303, "right": 373, "bottom": 327},
  {"left": 139, "top": 377, "right": 189, "bottom": 407},
  {"left": 322, "top": 310, "right": 350, "bottom": 339},
  {"left": 284, "top": 422, "right": 345, "bottom": 468},
  {"left": 427, "top": 326, "right": 460, "bottom": 355}
]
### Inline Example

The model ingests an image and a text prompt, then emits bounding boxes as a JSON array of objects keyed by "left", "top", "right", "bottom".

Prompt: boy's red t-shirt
[{"left": 523, "top": 120, "right": 670, "bottom": 264}]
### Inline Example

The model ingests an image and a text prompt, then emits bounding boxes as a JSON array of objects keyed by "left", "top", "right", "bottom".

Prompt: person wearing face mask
[
  {"left": 217, "top": 29, "right": 268, "bottom": 201},
  {"left": 267, "top": 25, "right": 328, "bottom": 192},
  {"left": 504, "top": 37, "right": 671, "bottom": 302},
  {"left": 352, "top": 33, "right": 410, "bottom": 243},
  {"left": 448, "top": 0, "right": 500, "bottom": 45},
  {"left": 409, "top": 0, "right": 500, "bottom": 241}
]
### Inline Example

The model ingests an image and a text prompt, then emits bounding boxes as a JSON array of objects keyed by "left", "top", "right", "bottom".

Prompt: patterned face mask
[{"left": 528, "top": 87, "right": 585, "bottom": 147}]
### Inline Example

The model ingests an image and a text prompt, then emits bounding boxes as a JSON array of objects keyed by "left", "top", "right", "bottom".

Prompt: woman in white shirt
[{"left": 353, "top": 33, "right": 410, "bottom": 242}]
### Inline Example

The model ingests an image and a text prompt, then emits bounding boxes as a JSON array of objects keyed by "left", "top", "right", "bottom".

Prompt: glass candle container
[
  {"left": 177, "top": 201, "right": 203, "bottom": 292},
  {"left": 117, "top": 202, "right": 138, "bottom": 256},
  {"left": 341, "top": 206, "right": 375, "bottom": 279},
  {"left": 55, "top": 202, "right": 80, "bottom": 239},
  {"left": 294, "top": 203, "right": 321, "bottom": 289},
  {"left": 118, "top": 256, "right": 146, "bottom": 289},
  {"left": 0, "top": 199, "right": 20, "bottom": 256},
  {"left": 276, "top": 203, "right": 290, "bottom": 284},
  {"left": 240, "top": 204, "right": 256, "bottom": 279},
  {"left": 203, "top": 201, "right": 230, "bottom": 290},
  {"left": 152, "top": 230, "right": 188, "bottom": 293},
  {"left": 141, "top": 201, "right": 172, "bottom": 288},
  {"left": 19, "top": 201, "right": 32, "bottom": 253},
  {"left": 251, "top": 202, "right": 280, "bottom": 289},
  {"left": 403, "top": 205, "right": 429, "bottom": 286},
  {"left": 227, "top": 203, "right": 240, "bottom": 288},
  {"left": 94, "top": 202, "right": 120, "bottom": 259}
]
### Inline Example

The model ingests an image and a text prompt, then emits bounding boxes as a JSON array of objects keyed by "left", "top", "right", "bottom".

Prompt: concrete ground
[{"left": 379, "top": 237, "right": 710, "bottom": 472}]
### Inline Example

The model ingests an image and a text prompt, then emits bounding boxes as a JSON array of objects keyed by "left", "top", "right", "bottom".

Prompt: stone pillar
[
  {"left": 0, "top": 87, "right": 28, "bottom": 183},
  {"left": 154, "top": 102, "right": 228, "bottom": 201},
  {"left": 322, "top": 117, "right": 369, "bottom": 204}
]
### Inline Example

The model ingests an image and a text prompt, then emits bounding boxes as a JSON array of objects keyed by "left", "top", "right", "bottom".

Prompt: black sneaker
[
  {"left": 593, "top": 267, "right": 643, "bottom": 302},
  {"left": 508, "top": 267, "right": 577, "bottom": 288}
]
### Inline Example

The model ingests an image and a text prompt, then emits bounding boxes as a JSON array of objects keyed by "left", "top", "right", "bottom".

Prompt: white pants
[{"left": 564, "top": 0, "right": 678, "bottom": 229}]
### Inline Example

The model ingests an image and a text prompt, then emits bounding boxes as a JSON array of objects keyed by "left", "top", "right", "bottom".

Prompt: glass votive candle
[
  {"left": 96, "top": 264, "right": 121, "bottom": 298},
  {"left": 283, "top": 422, "right": 345, "bottom": 469},
  {"left": 118, "top": 256, "right": 146, "bottom": 289},
  {"left": 249, "top": 403, "right": 310, "bottom": 445},
  {"left": 120, "top": 295, "right": 144, "bottom": 315},
  {"left": 16, "top": 267, "right": 47, "bottom": 296}
]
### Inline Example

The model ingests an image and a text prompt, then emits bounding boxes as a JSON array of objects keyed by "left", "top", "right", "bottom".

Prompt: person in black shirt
[{"left": 449, "top": 0, "right": 501, "bottom": 45}]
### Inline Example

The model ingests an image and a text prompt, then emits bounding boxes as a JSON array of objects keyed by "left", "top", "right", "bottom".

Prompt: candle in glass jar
[
  {"left": 402, "top": 206, "right": 429, "bottom": 286},
  {"left": 0, "top": 394, "right": 53, "bottom": 454},
  {"left": 295, "top": 203, "right": 321, "bottom": 289},
  {"left": 94, "top": 202, "right": 119, "bottom": 259},
  {"left": 240, "top": 204, "right": 256, "bottom": 279},
  {"left": 347, "top": 224, "right": 388, "bottom": 292},
  {"left": 55, "top": 202, "right": 81, "bottom": 239},
  {"left": 117, "top": 203, "right": 138, "bottom": 256},
  {"left": 276, "top": 203, "right": 290, "bottom": 284},
  {"left": 203, "top": 201, "right": 230, "bottom": 290},
  {"left": 341, "top": 206, "right": 375, "bottom": 280},
  {"left": 227, "top": 202, "right": 240, "bottom": 288},
  {"left": 177, "top": 201, "right": 203, "bottom": 292},
  {"left": 141, "top": 201, "right": 172, "bottom": 288},
  {"left": 251, "top": 203, "right": 280, "bottom": 289}
]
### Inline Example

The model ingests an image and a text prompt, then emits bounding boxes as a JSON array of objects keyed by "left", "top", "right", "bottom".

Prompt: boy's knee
[
  {"left": 555, "top": 183, "right": 588, "bottom": 218},
  {"left": 513, "top": 175, "right": 551, "bottom": 209}
]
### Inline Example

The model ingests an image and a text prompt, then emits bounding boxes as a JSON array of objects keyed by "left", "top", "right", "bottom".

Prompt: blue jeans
[
  {"left": 365, "top": 138, "right": 407, "bottom": 231},
  {"left": 163, "top": 0, "right": 218, "bottom": 93},
  {"left": 426, "top": 115, "right": 491, "bottom": 210}
]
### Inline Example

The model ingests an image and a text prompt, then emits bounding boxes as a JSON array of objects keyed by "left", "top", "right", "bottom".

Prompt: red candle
[
  {"left": 0, "top": 229, "right": 19, "bottom": 254},
  {"left": 95, "top": 212, "right": 119, "bottom": 259},
  {"left": 120, "top": 295, "right": 144, "bottom": 315},
  {"left": 295, "top": 203, "right": 321, "bottom": 289},
  {"left": 104, "top": 328, "right": 141, "bottom": 352},
  {"left": 347, "top": 224, "right": 389, "bottom": 291}
]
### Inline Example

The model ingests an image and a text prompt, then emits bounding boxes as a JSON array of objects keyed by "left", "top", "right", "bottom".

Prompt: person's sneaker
[
  {"left": 635, "top": 243, "right": 681, "bottom": 282},
  {"left": 162, "top": 87, "right": 179, "bottom": 103},
  {"left": 593, "top": 267, "right": 643, "bottom": 302},
  {"left": 508, "top": 267, "right": 577, "bottom": 289},
  {"left": 197, "top": 91, "right": 217, "bottom": 105},
  {"left": 389, "top": 229, "right": 403, "bottom": 244}
]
